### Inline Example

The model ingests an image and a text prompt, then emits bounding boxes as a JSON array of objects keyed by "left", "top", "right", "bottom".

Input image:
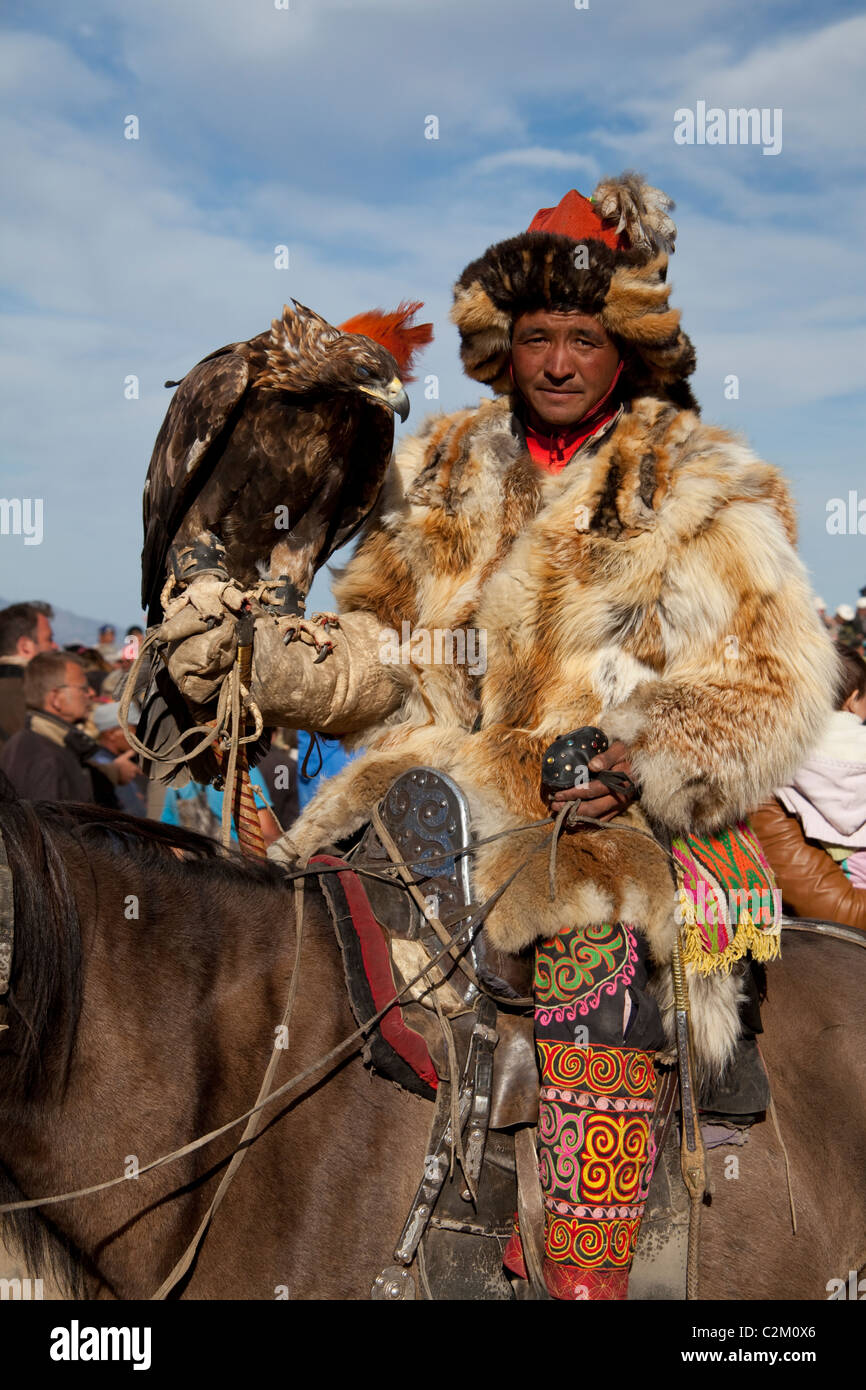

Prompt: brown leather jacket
[{"left": 750, "top": 797, "right": 866, "bottom": 930}]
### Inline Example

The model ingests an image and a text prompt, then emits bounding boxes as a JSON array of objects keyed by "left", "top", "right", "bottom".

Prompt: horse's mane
[
  {"left": 0, "top": 779, "right": 289, "bottom": 1093},
  {"left": 0, "top": 775, "right": 291, "bottom": 1295},
  {"left": 31, "top": 796, "right": 289, "bottom": 884}
]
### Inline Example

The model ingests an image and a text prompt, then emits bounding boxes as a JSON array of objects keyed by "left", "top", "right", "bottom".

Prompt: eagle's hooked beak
[{"left": 360, "top": 376, "right": 410, "bottom": 423}]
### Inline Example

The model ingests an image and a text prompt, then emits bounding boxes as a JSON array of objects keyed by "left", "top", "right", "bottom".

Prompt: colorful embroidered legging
[{"left": 505, "top": 922, "right": 666, "bottom": 1300}]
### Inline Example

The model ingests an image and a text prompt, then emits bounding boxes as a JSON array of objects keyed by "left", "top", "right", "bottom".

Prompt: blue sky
[{"left": 1, "top": 0, "right": 864, "bottom": 627}]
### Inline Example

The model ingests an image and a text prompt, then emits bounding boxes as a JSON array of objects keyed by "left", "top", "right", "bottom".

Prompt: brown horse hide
[
  {"left": 698, "top": 929, "right": 866, "bottom": 1300},
  {"left": 0, "top": 797, "right": 864, "bottom": 1300},
  {"left": 0, "top": 797, "right": 432, "bottom": 1300}
]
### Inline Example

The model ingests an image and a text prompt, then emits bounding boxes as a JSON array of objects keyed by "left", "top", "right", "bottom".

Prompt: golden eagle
[
  {"left": 142, "top": 299, "right": 432, "bottom": 632},
  {"left": 136, "top": 298, "right": 432, "bottom": 783}
]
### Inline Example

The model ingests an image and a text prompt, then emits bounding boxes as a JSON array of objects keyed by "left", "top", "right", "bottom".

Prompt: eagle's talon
[
  {"left": 309, "top": 611, "right": 341, "bottom": 634},
  {"left": 277, "top": 615, "right": 335, "bottom": 658}
]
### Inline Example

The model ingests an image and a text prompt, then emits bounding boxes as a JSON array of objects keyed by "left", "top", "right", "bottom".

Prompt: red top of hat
[{"left": 527, "top": 188, "right": 626, "bottom": 250}]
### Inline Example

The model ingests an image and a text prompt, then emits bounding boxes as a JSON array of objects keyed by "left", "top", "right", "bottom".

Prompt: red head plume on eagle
[{"left": 138, "top": 298, "right": 432, "bottom": 782}]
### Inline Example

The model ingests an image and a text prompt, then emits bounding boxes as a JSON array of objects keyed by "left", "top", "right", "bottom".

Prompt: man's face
[
  {"left": 45, "top": 663, "right": 94, "bottom": 725},
  {"left": 99, "top": 725, "right": 129, "bottom": 755},
  {"left": 510, "top": 310, "right": 621, "bottom": 431},
  {"left": 18, "top": 613, "right": 57, "bottom": 660}
]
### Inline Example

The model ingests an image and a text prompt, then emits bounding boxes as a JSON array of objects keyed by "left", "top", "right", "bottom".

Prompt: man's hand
[
  {"left": 112, "top": 749, "right": 139, "bottom": 785},
  {"left": 548, "top": 739, "right": 638, "bottom": 820}
]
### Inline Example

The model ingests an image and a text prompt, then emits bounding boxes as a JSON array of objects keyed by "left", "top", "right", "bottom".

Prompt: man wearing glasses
[{"left": 0, "top": 651, "right": 137, "bottom": 804}]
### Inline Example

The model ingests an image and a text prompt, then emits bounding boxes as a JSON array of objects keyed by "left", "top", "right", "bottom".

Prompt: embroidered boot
[{"left": 505, "top": 921, "right": 666, "bottom": 1299}]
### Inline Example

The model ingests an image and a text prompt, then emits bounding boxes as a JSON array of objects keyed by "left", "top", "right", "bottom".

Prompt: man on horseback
[{"left": 157, "top": 173, "right": 837, "bottom": 1298}]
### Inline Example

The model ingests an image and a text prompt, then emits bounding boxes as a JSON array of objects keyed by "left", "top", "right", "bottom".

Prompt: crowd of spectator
[
  {"left": 0, "top": 600, "right": 301, "bottom": 844},
  {"left": 814, "top": 591, "right": 866, "bottom": 656}
]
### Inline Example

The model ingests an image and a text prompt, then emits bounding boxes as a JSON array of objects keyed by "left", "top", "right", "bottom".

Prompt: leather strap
[
  {"left": 595, "top": 768, "right": 640, "bottom": 802},
  {"left": 651, "top": 1065, "right": 679, "bottom": 1159},
  {"left": 393, "top": 1075, "right": 455, "bottom": 1265},
  {"left": 514, "top": 1127, "right": 550, "bottom": 1300},
  {"left": 460, "top": 996, "right": 499, "bottom": 1199},
  {"left": 671, "top": 939, "right": 707, "bottom": 1302},
  {"left": 393, "top": 1013, "right": 478, "bottom": 1264}
]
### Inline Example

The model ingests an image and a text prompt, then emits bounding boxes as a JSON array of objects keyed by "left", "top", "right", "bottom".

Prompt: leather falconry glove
[{"left": 158, "top": 583, "right": 411, "bottom": 734}]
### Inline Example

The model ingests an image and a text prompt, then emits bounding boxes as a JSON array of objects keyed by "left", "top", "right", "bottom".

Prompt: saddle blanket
[
  {"left": 673, "top": 821, "right": 781, "bottom": 975},
  {"left": 311, "top": 854, "right": 439, "bottom": 1099}
]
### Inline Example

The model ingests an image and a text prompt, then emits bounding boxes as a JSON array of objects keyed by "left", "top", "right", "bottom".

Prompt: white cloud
[
  {"left": 597, "top": 14, "right": 866, "bottom": 175},
  {"left": 0, "top": 29, "right": 116, "bottom": 111},
  {"left": 472, "top": 147, "right": 600, "bottom": 178},
  {"left": 693, "top": 326, "right": 866, "bottom": 410}
]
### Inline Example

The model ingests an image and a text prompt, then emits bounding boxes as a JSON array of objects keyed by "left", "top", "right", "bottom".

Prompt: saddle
[
  {"left": 309, "top": 766, "right": 769, "bottom": 1300},
  {"left": 310, "top": 767, "right": 543, "bottom": 1298}
]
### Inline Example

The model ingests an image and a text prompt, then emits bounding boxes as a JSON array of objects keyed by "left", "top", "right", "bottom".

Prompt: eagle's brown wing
[{"left": 141, "top": 345, "right": 250, "bottom": 617}]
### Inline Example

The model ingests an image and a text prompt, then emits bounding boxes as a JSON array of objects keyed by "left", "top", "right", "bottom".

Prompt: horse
[{"left": 0, "top": 790, "right": 864, "bottom": 1301}]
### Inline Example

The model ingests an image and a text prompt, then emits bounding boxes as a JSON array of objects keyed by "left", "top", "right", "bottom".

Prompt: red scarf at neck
[{"left": 518, "top": 361, "right": 623, "bottom": 473}]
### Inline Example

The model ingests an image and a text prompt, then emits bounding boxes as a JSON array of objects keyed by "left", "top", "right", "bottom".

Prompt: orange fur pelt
[{"left": 339, "top": 301, "right": 433, "bottom": 381}]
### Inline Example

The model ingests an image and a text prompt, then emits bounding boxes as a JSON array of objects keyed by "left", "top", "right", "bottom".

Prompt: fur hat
[{"left": 451, "top": 172, "right": 696, "bottom": 405}]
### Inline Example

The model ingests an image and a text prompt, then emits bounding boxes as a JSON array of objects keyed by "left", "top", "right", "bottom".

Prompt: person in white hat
[
  {"left": 89, "top": 699, "right": 147, "bottom": 816},
  {"left": 834, "top": 604, "right": 863, "bottom": 654},
  {"left": 813, "top": 596, "right": 832, "bottom": 631}
]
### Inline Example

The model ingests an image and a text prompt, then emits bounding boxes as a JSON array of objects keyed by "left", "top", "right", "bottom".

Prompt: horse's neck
[{"left": 12, "top": 850, "right": 304, "bottom": 1296}]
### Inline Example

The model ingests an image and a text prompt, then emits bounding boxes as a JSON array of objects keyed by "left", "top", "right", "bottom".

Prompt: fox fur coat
[{"left": 282, "top": 391, "right": 837, "bottom": 1074}]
